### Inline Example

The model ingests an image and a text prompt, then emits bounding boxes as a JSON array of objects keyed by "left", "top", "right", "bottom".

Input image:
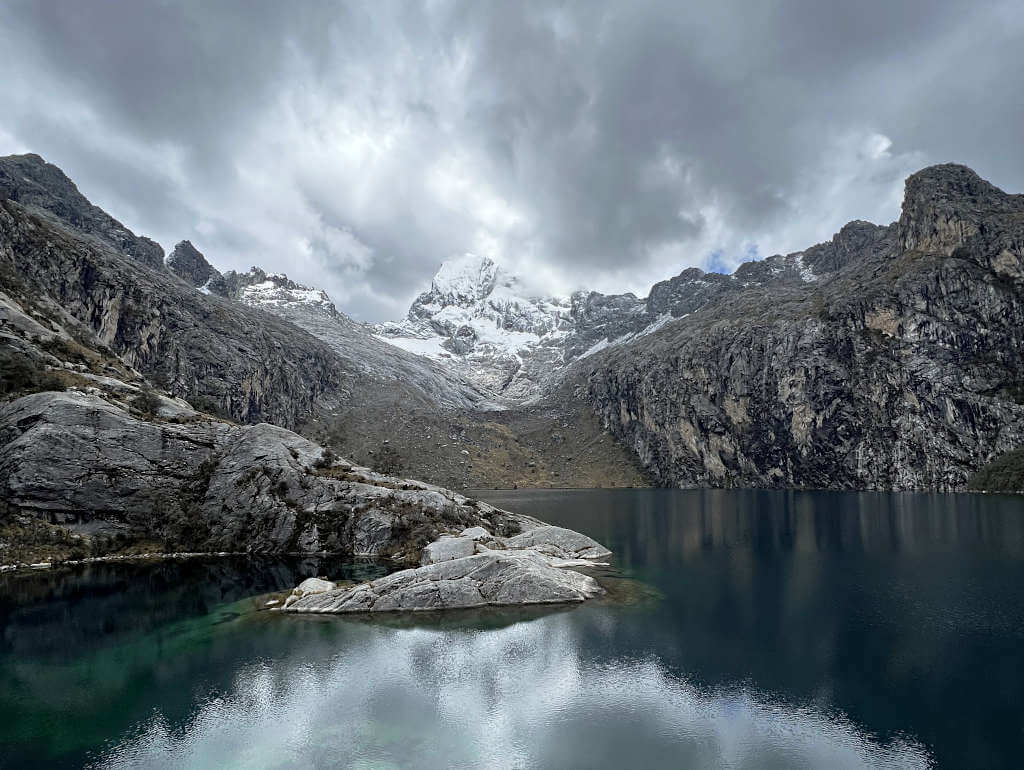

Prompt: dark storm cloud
[{"left": 0, "top": 0, "right": 1020, "bottom": 319}]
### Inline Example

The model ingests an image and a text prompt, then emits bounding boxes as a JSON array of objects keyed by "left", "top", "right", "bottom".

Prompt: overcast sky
[{"left": 1, "top": 1, "right": 1021, "bottom": 320}]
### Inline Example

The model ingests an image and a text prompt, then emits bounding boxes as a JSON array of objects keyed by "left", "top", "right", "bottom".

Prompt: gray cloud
[{"left": 0, "top": 0, "right": 1020, "bottom": 320}]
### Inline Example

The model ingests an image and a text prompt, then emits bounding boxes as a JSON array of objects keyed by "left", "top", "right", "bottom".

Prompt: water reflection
[
  {"left": 95, "top": 611, "right": 930, "bottom": 769},
  {"left": 3, "top": 491, "right": 1023, "bottom": 768},
  {"left": 477, "top": 489, "right": 1024, "bottom": 568},
  {"left": 0, "top": 556, "right": 388, "bottom": 658}
]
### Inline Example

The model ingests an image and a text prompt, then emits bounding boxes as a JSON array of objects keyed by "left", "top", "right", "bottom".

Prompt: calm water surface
[{"left": 2, "top": 489, "right": 1023, "bottom": 768}]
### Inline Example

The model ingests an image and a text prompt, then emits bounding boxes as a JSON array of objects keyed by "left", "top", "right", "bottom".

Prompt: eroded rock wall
[{"left": 578, "top": 165, "right": 1024, "bottom": 490}]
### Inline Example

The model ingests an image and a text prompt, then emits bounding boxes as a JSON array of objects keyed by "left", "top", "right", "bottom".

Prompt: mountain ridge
[{"left": 2, "top": 152, "right": 1021, "bottom": 492}]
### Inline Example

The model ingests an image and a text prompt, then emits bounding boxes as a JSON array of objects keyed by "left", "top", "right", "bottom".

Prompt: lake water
[{"left": 2, "top": 489, "right": 1023, "bottom": 768}]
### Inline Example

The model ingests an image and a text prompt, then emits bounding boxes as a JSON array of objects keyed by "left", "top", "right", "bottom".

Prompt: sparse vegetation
[
  {"left": 131, "top": 385, "right": 162, "bottom": 416},
  {"left": 314, "top": 448, "right": 336, "bottom": 469},
  {"left": 0, "top": 349, "right": 65, "bottom": 396},
  {"left": 160, "top": 457, "right": 219, "bottom": 550},
  {"left": 188, "top": 394, "right": 232, "bottom": 420},
  {"left": 371, "top": 444, "right": 404, "bottom": 476},
  {"left": 321, "top": 423, "right": 347, "bottom": 451},
  {"left": 968, "top": 449, "right": 1024, "bottom": 492},
  {"left": 299, "top": 401, "right": 651, "bottom": 490}
]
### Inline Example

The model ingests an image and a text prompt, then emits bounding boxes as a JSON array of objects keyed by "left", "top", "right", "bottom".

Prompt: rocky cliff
[
  {"left": 573, "top": 165, "right": 1024, "bottom": 490},
  {"left": 0, "top": 153, "right": 166, "bottom": 270}
]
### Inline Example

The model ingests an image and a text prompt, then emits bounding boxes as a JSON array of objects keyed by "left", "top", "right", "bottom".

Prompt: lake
[{"left": 2, "top": 489, "right": 1023, "bottom": 768}]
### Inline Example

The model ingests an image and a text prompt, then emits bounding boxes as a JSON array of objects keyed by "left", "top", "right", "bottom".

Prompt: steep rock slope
[
  {"left": 575, "top": 165, "right": 1024, "bottom": 490},
  {"left": 0, "top": 194, "right": 343, "bottom": 428},
  {"left": 0, "top": 154, "right": 493, "bottom": 426},
  {"left": 0, "top": 153, "right": 165, "bottom": 270}
]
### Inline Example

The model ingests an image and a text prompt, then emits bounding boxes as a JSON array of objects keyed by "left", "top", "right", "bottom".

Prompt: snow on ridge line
[
  {"left": 430, "top": 253, "right": 500, "bottom": 302},
  {"left": 576, "top": 313, "right": 680, "bottom": 361},
  {"left": 239, "top": 280, "right": 335, "bottom": 311}
]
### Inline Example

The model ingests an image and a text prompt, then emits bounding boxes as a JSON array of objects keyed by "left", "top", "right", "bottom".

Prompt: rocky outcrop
[
  {"left": 503, "top": 525, "right": 612, "bottom": 560},
  {"left": 575, "top": 165, "right": 1024, "bottom": 490},
  {"left": 282, "top": 523, "right": 609, "bottom": 613},
  {"left": 0, "top": 390, "right": 535, "bottom": 555},
  {"left": 165, "top": 240, "right": 220, "bottom": 288},
  {"left": 283, "top": 550, "right": 604, "bottom": 612}
]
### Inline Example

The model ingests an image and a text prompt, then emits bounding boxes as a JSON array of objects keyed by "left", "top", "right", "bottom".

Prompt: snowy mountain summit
[{"left": 375, "top": 254, "right": 573, "bottom": 400}]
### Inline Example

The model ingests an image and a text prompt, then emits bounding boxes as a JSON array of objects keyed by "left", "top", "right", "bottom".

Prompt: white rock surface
[
  {"left": 503, "top": 525, "right": 613, "bottom": 560},
  {"left": 459, "top": 526, "right": 492, "bottom": 540},
  {"left": 295, "top": 577, "right": 337, "bottom": 595},
  {"left": 421, "top": 535, "right": 477, "bottom": 565},
  {"left": 285, "top": 549, "right": 604, "bottom": 614},
  {"left": 285, "top": 522, "right": 612, "bottom": 614}
]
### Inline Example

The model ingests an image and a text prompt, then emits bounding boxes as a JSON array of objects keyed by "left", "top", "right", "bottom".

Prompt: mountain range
[{"left": 2, "top": 151, "right": 1023, "bottom": 514}]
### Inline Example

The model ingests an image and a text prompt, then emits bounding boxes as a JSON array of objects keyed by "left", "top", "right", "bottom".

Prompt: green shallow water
[{"left": 2, "top": 489, "right": 1023, "bottom": 768}]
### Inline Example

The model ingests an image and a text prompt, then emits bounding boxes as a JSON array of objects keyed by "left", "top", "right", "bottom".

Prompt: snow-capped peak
[
  {"left": 374, "top": 254, "right": 573, "bottom": 401},
  {"left": 429, "top": 253, "right": 500, "bottom": 305}
]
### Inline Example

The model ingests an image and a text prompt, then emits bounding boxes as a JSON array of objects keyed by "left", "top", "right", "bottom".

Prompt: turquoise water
[{"left": 2, "top": 489, "right": 1023, "bottom": 768}]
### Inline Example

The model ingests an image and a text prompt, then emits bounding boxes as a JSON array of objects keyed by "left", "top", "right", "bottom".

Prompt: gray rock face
[
  {"left": 0, "top": 195, "right": 345, "bottom": 428},
  {"left": 565, "top": 291, "right": 647, "bottom": 360},
  {"left": 0, "top": 390, "right": 535, "bottom": 554},
  {"left": 284, "top": 519, "right": 612, "bottom": 613},
  {"left": 421, "top": 535, "right": 478, "bottom": 564},
  {"left": 575, "top": 165, "right": 1024, "bottom": 490},
  {"left": 284, "top": 550, "right": 604, "bottom": 613},
  {"left": 504, "top": 525, "right": 612, "bottom": 560},
  {"left": 165, "top": 240, "right": 220, "bottom": 288},
  {"left": 0, "top": 154, "right": 165, "bottom": 270}
]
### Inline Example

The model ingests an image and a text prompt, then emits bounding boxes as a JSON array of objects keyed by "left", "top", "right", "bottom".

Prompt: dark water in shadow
[{"left": 1, "top": 489, "right": 1022, "bottom": 768}]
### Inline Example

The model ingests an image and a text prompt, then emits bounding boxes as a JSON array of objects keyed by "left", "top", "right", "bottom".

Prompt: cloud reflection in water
[{"left": 97, "top": 609, "right": 930, "bottom": 769}]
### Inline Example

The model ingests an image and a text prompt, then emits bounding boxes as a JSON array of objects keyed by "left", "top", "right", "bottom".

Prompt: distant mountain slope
[{"left": 162, "top": 239, "right": 501, "bottom": 410}]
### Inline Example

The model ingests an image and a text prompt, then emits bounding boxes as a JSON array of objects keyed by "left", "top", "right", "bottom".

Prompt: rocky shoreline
[{"left": 0, "top": 550, "right": 249, "bottom": 573}]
